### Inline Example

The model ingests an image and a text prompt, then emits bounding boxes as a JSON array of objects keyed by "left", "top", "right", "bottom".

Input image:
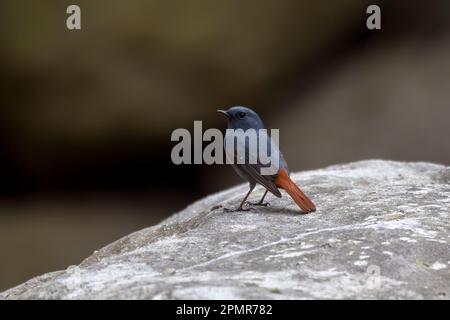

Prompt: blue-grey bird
[{"left": 217, "top": 106, "right": 316, "bottom": 213}]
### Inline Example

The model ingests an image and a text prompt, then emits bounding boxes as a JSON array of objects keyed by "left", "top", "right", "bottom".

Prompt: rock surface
[{"left": 1, "top": 160, "right": 450, "bottom": 299}]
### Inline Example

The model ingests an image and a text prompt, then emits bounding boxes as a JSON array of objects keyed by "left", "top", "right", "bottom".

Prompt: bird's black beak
[{"left": 217, "top": 110, "right": 229, "bottom": 118}]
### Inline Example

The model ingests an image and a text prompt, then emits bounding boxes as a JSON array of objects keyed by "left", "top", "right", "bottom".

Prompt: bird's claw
[
  {"left": 223, "top": 206, "right": 251, "bottom": 212},
  {"left": 247, "top": 201, "right": 269, "bottom": 207}
]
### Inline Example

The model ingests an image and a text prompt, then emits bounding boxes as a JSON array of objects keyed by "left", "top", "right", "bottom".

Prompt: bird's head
[{"left": 217, "top": 106, "right": 264, "bottom": 130}]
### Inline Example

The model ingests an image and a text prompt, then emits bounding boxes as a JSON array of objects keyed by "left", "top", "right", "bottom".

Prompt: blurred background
[{"left": 1, "top": 0, "right": 449, "bottom": 291}]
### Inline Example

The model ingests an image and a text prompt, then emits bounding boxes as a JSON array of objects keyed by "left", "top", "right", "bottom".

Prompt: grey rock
[{"left": 1, "top": 160, "right": 449, "bottom": 299}]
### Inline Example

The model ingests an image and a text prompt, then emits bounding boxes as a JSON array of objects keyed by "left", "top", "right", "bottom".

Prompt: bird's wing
[
  {"left": 226, "top": 130, "right": 282, "bottom": 198},
  {"left": 235, "top": 164, "right": 282, "bottom": 198}
]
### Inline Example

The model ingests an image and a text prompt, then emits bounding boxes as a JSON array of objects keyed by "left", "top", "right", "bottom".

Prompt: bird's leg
[
  {"left": 249, "top": 189, "right": 269, "bottom": 206},
  {"left": 236, "top": 184, "right": 255, "bottom": 211},
  {"left": 224, "top": 184, "right": 256, "bottom": 212},
  {"left": 258, "top": 189, "right": 269, "bottom": 205}
]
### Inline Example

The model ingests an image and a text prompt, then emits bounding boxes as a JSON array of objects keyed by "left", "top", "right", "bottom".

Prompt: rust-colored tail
[{"left": 274, "top": 169, "right": 316, "bottom": 213}]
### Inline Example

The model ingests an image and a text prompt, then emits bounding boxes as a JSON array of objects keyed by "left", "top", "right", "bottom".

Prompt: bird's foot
[
  {"left": 247, "top": 201, "right": 269, "bottom": 207},
  {"left": 223, "top": 206, "right": 251, "bottom": 213}
]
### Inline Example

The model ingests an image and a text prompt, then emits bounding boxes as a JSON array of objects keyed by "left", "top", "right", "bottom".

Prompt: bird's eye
[{"left": 238, "top": 112, "right": 246, "bottom": 119}]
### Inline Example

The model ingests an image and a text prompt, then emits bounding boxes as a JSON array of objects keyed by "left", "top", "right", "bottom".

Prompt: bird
[{"left": 217, "top": 106, "right": 316, "bottom": 213}]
